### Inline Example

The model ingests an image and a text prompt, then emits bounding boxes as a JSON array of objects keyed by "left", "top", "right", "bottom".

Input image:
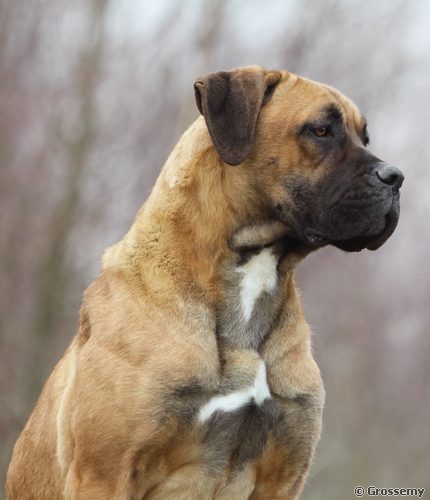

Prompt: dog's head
[{"left": 195, "top": 65, "right": 403, "bottom": 252}]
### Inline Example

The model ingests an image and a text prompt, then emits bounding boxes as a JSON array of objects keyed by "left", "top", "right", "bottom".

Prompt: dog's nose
[{"left": 376, "top": 165, "right": 404, "bottom": 192}]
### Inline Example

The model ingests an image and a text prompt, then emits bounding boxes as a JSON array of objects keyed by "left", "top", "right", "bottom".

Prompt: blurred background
[{"left": 1, "top": 0, "right": 429, "bottom": 498}]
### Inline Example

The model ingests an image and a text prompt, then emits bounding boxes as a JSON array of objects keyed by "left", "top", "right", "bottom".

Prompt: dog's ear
[{"left": 194, "top": 67, "right": 282, "bottom": 166}]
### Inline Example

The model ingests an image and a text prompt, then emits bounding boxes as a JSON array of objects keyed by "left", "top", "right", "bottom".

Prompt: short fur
[{"left": 6, "top": 65, "right": 402, "bottom": 499}]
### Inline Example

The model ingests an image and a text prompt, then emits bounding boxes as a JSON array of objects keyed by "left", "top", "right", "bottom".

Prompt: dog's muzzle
[
  {"left": 330, "top": 163, "right": 404, "bottom": 252},
  {"left": 300, "top": 160, "right": 404, "bottom": 253}
]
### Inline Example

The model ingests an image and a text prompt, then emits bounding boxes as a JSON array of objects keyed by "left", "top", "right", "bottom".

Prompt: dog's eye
[{"left": 313, "top": 126, "right": 330, "bottom": 138}]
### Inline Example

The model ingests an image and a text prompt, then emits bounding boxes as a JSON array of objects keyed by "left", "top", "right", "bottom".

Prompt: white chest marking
[
  {"left": 236, "top": 248, "right": 278, "bottom": 322},
  {"left": 198, "top": 360, "right": 271, "bottom": 423}
]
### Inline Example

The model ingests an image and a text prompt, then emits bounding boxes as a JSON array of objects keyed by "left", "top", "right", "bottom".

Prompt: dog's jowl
[{"left": 6, "top": 66, "right": 403, "bottom": 499}]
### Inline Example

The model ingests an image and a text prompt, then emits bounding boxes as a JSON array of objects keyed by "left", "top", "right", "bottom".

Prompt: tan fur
[{"left": 6, "top": 67, "right": 373, "bottom": 499}]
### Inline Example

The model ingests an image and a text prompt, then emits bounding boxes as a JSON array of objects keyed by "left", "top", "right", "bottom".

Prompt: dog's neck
[
  {"left": 103, "top": 119, "right": 309, "bottom": 351},
  {"left": 217, "top": 222, "right": 309, "bottom": 351}
]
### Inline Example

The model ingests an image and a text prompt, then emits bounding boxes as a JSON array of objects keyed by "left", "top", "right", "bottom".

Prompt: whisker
[
  {"left": 328, "top": 205, "right": 339, "bottom": 230},
  {"left": 334, "top": 215, "right": 348, "bottom": 229}
]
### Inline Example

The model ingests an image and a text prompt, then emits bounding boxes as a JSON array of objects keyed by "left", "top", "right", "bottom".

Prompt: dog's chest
[
  {"left": 191, "top": 246, "right": 286, "bottom": 468},
  {"left": 144, "top": 242, "right": 319, "bottom": 496}
]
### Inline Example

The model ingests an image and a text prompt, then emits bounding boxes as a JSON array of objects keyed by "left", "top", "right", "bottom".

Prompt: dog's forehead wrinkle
[
  {"left": 318, "top": 84, "right": 363, "bottom": 128},
  {"left": 320, "top": 103, "right": 343, "bottom": 120}
]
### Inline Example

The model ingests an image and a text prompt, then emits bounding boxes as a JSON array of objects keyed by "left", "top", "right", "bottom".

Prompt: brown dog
[{"left": 6, "top": 65, "right": 403, "bottom": 499}]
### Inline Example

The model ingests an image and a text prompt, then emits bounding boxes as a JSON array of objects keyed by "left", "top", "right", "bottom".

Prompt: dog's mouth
[
  {"left": 332, "top": 212, "right": 395, "bottom": 252},
  {"left": 304, "top": 204, "right": 400, "bottom": 253}
]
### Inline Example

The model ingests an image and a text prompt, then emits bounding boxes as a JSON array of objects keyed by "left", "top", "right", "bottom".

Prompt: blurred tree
[{"left": 29, "top": 0, "right": 109, "bottom": 398}]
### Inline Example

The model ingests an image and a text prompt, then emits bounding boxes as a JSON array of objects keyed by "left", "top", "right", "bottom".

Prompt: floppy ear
[{"left": 194, "top": 67, "right": 282, "bottom": 166}]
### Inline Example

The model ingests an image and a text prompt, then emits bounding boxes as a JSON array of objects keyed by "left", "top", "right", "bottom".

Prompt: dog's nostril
[{"left": 376, "top": 165, "right": 404, "bottom": 191}]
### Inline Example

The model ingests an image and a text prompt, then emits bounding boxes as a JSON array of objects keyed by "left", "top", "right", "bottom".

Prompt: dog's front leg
[{"left": 253, "top": 276, "right": 325, "bottom": 499}]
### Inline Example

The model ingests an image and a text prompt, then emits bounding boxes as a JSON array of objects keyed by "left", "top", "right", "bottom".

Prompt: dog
[{"left": 6, "top": 65, "right": 403, "bottom": 499}]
